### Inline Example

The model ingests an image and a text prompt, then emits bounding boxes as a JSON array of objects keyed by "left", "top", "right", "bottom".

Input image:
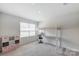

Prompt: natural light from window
[{"left": 20, "top": 22, "right": 36, "bottom": 37}]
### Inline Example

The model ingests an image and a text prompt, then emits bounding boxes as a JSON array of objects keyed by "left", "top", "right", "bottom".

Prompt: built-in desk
[{"left": 0, "top": 36, "right": 20, "bottom": 53}]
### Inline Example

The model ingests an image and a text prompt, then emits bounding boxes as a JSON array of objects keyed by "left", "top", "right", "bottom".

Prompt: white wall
[
  {"left": 0, "top": 12, "right": 20, "bottom": 36},
  {"left": 62, "top": 27, "right": 79, "bottom": 51}
]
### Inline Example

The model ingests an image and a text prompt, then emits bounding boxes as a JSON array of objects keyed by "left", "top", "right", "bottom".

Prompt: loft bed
[{"left": 38, "top": 27, "right": 62, "bottom": 48}]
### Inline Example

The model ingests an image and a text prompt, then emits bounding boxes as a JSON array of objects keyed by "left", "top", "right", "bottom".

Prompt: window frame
[{"left": 20, "top": 22, "right": 36, "bottom": 37}]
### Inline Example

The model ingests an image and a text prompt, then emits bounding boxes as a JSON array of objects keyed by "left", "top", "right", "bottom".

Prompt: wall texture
[
  {"left": 0, "top": 12, "right": 20, "bottom": 36},
  {"left": 62, "top": 27, "right": 79, "bottom": 51}
]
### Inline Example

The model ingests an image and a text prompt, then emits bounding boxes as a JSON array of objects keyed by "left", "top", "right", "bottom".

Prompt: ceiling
[{"left": 0, "top": 3, "right": 79, "bottom": 29}]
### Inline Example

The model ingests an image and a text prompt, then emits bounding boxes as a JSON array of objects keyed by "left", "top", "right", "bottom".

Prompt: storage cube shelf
[{"left": 0, "top": 36, "right": 20, "bottom": 53}]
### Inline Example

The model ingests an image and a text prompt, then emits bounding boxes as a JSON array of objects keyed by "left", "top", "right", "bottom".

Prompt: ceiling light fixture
[{"left": 63, "top": 3, "right": 68, "bottom": 5}]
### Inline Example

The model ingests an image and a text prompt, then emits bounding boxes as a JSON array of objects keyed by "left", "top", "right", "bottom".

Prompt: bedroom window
[{"left": 20, "top": 22, "right": 35, "bottom": 37}]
